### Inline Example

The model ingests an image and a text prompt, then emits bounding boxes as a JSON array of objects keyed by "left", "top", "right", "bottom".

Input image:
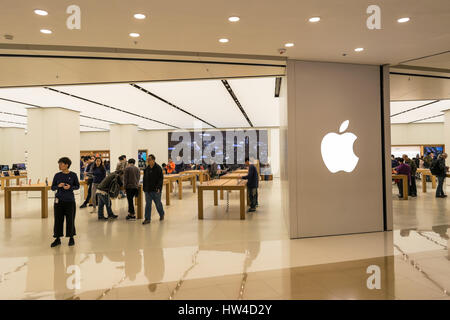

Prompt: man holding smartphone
[{"left": 50, "top": 157, "right": 80, "bottom": 247}]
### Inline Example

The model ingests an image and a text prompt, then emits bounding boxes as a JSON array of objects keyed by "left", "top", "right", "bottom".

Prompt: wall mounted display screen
[
  {"left": 424, "top": 146, "right": 443, "bottom": 156},
  {"left": 168, "top": 130, "right": 268, "bottom": 165},
  {"left": 138, "top": 150, "right": 147, "bottom": 168}
]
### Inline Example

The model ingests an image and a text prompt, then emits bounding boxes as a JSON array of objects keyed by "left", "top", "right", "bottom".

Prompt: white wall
[
  {"left": 137, "top": 130, "right": 169, "bottom": 164},
  {"left": 0, "top": 128, "right": 26, "bottom": 166},
  {"left": 391, "top": 123, "right": 444, "bottom": 145},
  {"left": 80, "top": 131, "right": 109, "bottom": 151}
]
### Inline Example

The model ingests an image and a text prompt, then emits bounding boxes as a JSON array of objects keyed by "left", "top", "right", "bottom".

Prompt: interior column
[
  {"left": 27, "top": 107, "right": 80, "bottom": 196},
  {"left": 110, "top": 124, "right": 138, "bottom": 170}
]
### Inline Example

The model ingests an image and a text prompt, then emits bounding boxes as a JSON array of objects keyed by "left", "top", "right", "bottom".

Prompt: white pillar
[
  {"left": 27, "top": 108, "right": 80, "bottom": 193},
  {"left": 0, "top": 127, "right": 26, "bottom": 167},
  {"left": 110, "top": 124, "right": 138, "bottom": 171},
  {"left": 444, "top": 111, "right": 450, "bottom": 187}
]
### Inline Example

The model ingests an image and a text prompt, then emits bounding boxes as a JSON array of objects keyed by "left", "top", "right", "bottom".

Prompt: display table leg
[
  {"left": 137, "top": 186, "right": 143, "bottom": 219},
  {"left": 5, "top": 190, "right": 12, "bottom": 218},
  {"left": 240, "top": 189, "right": 245, "bottom": 220},
  {"left": 165, "top": 183, "right": 170, "bottom": 205},
  {"left": 41, "top": 189, "right": 48, "bottom": 218},
  {"left": 198, "top": 189, "right": 203, "bottom": 219},
  {"left": 403, "top": 178, "right": 408, "bottom": 200},
  {"left": 178, "top": 178, "right": 182, "bottom": 200},
  {"left": 432, "top": 176, "right": 436, "bottom": 189},
  {"left": 422, "top": 175, "right": 426, "bottom": 193},
  {"left": 214, "top": 190, "right": 218, "bottom": 206}
]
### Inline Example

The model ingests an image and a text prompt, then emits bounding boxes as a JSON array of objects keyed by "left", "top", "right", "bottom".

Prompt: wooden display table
[
  {"left": 392, "top": 174, "right": 408, "bottom": 200},
  {"left": 183, "top": 170, "right": 210, "bottom": 183},
  {"left": 0, "top": 175, "right": 27, "bottom": 190},
  {"left": 135, "top": 180, "right": 171, "bottom": 219},
  {"left": 4, "top": 184, "right": 51, "bottom": 218},
  {"left": 164, "top": 173, "right": 196, "bottom": 199},
  {"left": 198, "top": 179, "right": 247, "bottom": 220},
  {"left": 416, "top": 169, "right": 436, "bottom": 192},
  {"left": 219, "top": 172, "right": 248, "bottom": 199},
  {"left": 234, "top": 169, "right": 248, "bottom": 173}
]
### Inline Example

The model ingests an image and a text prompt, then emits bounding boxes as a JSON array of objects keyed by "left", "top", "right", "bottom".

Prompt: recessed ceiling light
[
  {"left": 40, "top": 29, "right": 52, "bottom": 34},
  {"left": 309, "top": 17, "right": 321, "bottom": 22},
  {"left": 285, "top": 43, "right": 294, "bottom": 47},
  {"left": 228, "top": 16, "right": 240, "bottom": 22},
  {"left": 219, "top": 38, "right": 229, "bottom": 43},
  {"left": 397, "top": 17, "right": 410, "bottom": 23},
  {"left": 134, "top": 13, "right": 146, "bottom": 20},
  {"left": 34, "top": 9, "right": 48, "bottom": 16},
  {"left": 354, "top": 47, "right": 364, "bottom": 52},
  {"left": 129, "top": 33, "right": 140, "bottom": 38}
]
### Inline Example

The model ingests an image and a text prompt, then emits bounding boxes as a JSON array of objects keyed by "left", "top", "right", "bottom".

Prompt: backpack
[
  {"left": 108, "top": 175, "right": 121, "bottom": 198},
  {"left": 430, "top": 159, "right": 440, "bottom": 175}
]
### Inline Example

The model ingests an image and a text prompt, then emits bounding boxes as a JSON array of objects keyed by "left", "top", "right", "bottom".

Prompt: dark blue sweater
[
  {"left": 243, "top": 165, "right": 259, "bottom": 188},
  {"left": 51, "top": 171, "right": 80, "bottom": 202},
  {"left": 92, "top": 166, "right": 106, "bottom": 184}
]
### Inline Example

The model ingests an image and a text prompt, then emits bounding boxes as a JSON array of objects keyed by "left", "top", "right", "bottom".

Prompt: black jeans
[
  {"left": 248, "top": 187, "right": 257, "bottom": 209},
  {"left": 396, "top": 181, "right": 404, "bottom": 198},
  {"left": 436, "top": 176, "right": 445, "bottom": 197},
  {"left": 54, "top": 201, "right": 76, "bottom": 238},
  {"left": 409, "top": 176, "right": 417, "bottom": 196},
  {"left": 82, "top": 179, "right": 93, "bottom": 205},
  {"left": 126, "top": 188, "right": 139, "bottom": 215}
]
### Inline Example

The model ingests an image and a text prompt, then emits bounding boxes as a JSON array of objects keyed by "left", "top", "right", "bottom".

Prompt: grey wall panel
[{"left": 288, "top": 60, "right": 384, "bottom": 238}]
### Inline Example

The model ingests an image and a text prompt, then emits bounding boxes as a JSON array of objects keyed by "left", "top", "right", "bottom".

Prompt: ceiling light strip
[
  {"left": 221, "top": 80, "right": 253, "bottom": 127},
  {"left": 409, "top": 114, "right": 443, "bottom": 123},
  {"left": 129, "top": 83, "right": 217, "bottom": 128},
  {"left": 0, "top": 97, "right": 122, "bottom": 126},
  {"left": 44, "top": 87, "right": 180, "bottom": 129},
  {"left": 0, "top": 119, "right": 27, "bottom": 125},
  {"left": 390, "top": 100, "right": 440, "bottom": 117},
  {"left": 0, "top": 111, "right": 26, "bottom": 117}
]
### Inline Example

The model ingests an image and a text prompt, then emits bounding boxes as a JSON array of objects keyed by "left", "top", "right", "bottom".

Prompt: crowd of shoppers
[
  {"left": 52, "top": 153, "right": 261, "bottom": 247},
  {"left": 392, "top": 152, "right": 448, "bottom": 199}
]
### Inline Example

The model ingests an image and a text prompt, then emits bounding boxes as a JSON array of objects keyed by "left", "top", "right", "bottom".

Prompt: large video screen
[{"left": 168, "top": 129, "right": 268, "bottom": 165}]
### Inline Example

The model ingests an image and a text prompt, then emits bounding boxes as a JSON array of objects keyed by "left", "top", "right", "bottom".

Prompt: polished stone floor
[{"left": 0, "top": 178, "right": 449, "bottom": 300}]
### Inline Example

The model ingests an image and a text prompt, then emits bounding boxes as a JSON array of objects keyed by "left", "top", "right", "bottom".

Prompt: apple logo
[{"left": 321, "top": 120, "right": 359, "bottom": 173}]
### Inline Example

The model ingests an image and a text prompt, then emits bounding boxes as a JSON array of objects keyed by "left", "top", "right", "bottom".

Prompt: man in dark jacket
[
  {"left": 142, "top": 154, "right": 165, "bottom": 224},
  {"left": 403, "top": 154, "right": 417, "bottom": 197},
  {"left": 124, "top": 158, "right": 141, "bottom": 221},
  {"left": 242, "top": 157, "right": 259, "bottom": 212},
  {"left": 96, "top": 170, "right": 123, "bottom": 220},
  {"left": 434, "top": 153, "right": 448, "bottom": 198}
]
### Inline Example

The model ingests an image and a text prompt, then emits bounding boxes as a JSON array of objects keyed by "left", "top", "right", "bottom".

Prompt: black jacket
[
  {"left": 243, "top": 164, "right": 259, "bottom": 188},
  {"left": 143, "top": 163, "right": 164, "bottom": 192},
  {"left": 435, "top": 158, "right": 447, "bottom": 177}
]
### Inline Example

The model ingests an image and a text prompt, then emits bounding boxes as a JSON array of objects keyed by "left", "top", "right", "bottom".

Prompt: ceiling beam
[
  {"left": 410, "top": 114, "right": 443, "bottom": 123},
  {"left": 44, "top": 87, "right": 180, "bottom": 129},
  {"left": 130, "top": 83, "right": 216, "bottom": 128},
  {"left": 221, "top": 80, "right": 253, "bottom": 127},
  {"left": 391, "top": 100, "right": 440, "bottom": 117}
]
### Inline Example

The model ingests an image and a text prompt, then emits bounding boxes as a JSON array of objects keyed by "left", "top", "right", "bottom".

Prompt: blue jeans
[
  {"left": 97, "top": 193, "right": 114, "bottom": 218},
  {"left": 145, "top": 191, "right": 164, "bottom": 220}
]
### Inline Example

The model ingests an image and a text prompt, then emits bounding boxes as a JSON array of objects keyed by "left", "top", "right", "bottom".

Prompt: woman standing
[
  {"left": 90, "top": 157, "right": 106, "bottom": 213},
  {"left": 51, "top": 157, "right": 80, "bottom": 247}
]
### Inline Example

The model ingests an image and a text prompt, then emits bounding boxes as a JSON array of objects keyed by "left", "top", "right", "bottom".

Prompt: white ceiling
[
  {"left": 390, "top": 99, "right": 450, "bottom": 124},
  {"left": 0, "top": 77, "right": 281, "bottom": 131},
  {"left": 0, "top": 0, "right": 449, "bottom": 66}
]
